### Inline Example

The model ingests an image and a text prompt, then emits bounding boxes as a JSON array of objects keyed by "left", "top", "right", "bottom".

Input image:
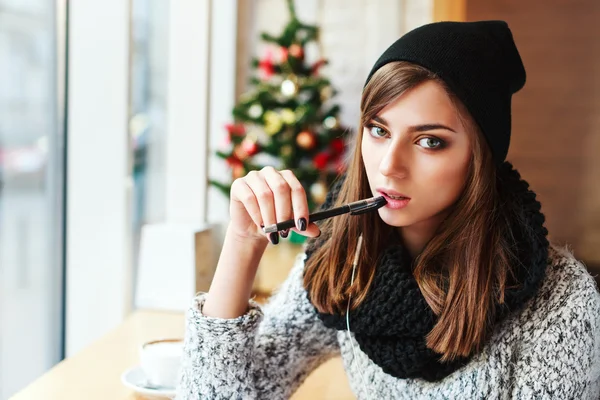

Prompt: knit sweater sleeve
[
  {"left": 510, "top": 252, "right": 600, "bottom": 399},
  {"left": 175, "top": 253, "right": 340, "bottom": 400}
]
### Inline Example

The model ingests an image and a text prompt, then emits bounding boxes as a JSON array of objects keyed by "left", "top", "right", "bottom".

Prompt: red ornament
[
  {"left": 233, "top": 138, "right": 259, "bottom": 161},
  {"left": 258, "top": 60, "right": 274, "bottom": 80},
  {"left": 296, "top": 131, "right": 316, "bottom": 150},
  {"left": 311, "top": 59, "right": 327, "bottom": 75},
  {"left": 226, "top": 156, "right": 246, "bottom": 179},
  {"left": 289, "top": 44, "right": 304, "bottom": 59},
  {"left": 329, "top": 138, "right": 345, "bottom": 155},
  {"left": 226, "top": 155, "right": 242, "bottom": 167},
  {"left": 241, "top": 138, "right": 259, "bottom": 156},
  {"left": 258, "top": 48, "right": 275, "bottom": 79},
  {"left": 280, "top": 46, "right": 289, "bottom": 62},
  {"left": 232, "top": 164, "right": 246, "bottom": 179},
  {"left": 313, "top": 152, "right": 330, "bottom": 170},
  {"left": 225, "top": 123, "right": 245, "bottom": 136}
]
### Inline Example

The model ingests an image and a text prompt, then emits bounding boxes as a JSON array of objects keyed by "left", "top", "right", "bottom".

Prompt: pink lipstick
[{"left": 377, "top": 189, "right": 411, "bottom": 210}]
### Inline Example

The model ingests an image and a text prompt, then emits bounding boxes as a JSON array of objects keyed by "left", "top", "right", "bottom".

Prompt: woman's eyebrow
[
  {"left": 372, "top": 115, "right": 456, "bottom": 133},
  {"left": 372, "top": 115, "right": 389, "bottom": 126},
  {"left": 410, "top": 124, "right": 457, "bottom": 133}
]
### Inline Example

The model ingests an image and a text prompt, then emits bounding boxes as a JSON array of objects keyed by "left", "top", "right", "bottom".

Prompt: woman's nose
[{"left": 379, "top": 141, "right": 409, "bottom": 178}]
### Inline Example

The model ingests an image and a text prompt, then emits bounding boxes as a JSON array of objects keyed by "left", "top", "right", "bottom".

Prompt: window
[
  {"left": 129, "top": 0, "right": 169, "bottom": 306},
  {"left": 0, "top": 0, "right": 65, "bottom": 397}
]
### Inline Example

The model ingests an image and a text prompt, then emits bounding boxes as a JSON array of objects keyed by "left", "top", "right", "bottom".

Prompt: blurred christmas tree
[{"left": 210, "top": 0, "right": 349, "bottom": 212}]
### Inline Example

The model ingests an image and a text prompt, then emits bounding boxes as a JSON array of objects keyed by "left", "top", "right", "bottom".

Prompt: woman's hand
[
  {"left": 229, "top": 166, "right": 321, "bottom": 244},
  {"left": 204, "top": 167, "right": 321, "bottom": 319}
]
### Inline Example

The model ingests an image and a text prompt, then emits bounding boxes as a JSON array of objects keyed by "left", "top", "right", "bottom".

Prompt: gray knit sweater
[{"left": 175, "top": 244, "right": 600, "bottom": 399}]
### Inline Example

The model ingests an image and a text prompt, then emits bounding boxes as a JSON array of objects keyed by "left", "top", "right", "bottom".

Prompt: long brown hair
[{"left": 304, "top": 61, "right": 519, "bottom": 362}]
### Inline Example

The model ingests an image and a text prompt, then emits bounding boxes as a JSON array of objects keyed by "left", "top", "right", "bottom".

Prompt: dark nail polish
[
  {"left": 280, "top": 229, "right": 289, "bottom": 238},
  {"left": 269, "top": 232, "right": 279, "bottom": 245},
  {"left": 298, "top": 218, "right": 307, "bottom": 231}
]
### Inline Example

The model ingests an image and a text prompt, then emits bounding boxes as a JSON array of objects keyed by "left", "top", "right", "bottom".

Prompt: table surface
[{"left": 10, "top": 310, "right": 354, "bottom": 399}]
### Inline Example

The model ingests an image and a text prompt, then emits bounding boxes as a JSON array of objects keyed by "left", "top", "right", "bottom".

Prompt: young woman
[{"left": 176, "top": 21, "right": 600, "bottom": 399}]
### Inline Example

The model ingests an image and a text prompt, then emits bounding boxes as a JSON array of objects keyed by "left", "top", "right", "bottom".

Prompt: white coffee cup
[{"left": 139, "top": 338, "right": 184, "bottom": 388}]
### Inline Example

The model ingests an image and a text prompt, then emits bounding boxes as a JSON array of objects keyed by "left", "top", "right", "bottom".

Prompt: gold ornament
[
  {"left": 233, "top": 146, "right": 248, "bottom": 161},
  {"left": 289, "top": 44, "right": 304, "bottom": 59},
  {"left": 281, "top": 145, "right": 293, "bottom": 157},
  {"left": 239, "top": 91, "right": 254, "bottom": 102},
  {"left": 281, "top": 129, "right": 294, "bottom": 141},
  {"left": 264, "top": 111, "right": 282, "bottom": 135},
  {"left": 296, "top": 131, "right": 316, "bottom": 150},
  {"left": 280, "top": 108, "right": 296, "bottom": 125},
  {"left": 310, "top": 181, "right": 327, "bottom": 204},
  {"left": 295, "top": 106, "right": 307, "bottom": 122},
  {"left": 246, "top": 131, "right": 259, "bottom": 143},
  {"left": 295, "top": 106, "right": 307, "bottom": 121},
  {"left": 281, "top": 78, "right": 298, "bottom": 97},
  {"left": 320, "top": 86, "right": 333, "bottom": 101}
]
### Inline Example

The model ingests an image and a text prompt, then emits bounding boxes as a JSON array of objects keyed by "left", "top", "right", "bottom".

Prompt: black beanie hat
[{"left": 364, "top": 20, "right": 526, "bottom": 165}]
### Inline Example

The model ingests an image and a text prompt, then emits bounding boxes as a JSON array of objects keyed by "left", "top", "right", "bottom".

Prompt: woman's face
[{"left": 361, "top": 80, "right": 472, "bottom": 232}]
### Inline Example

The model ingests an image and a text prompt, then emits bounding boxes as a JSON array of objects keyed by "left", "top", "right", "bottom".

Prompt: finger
[
  {"left": 279, "top": 169, "right": 309, "bottom": 231},
  {"left": 260, "top": 166, "right": 293, "bottom": 227},
  {"left": 305, "top": 223, "right": 321, "bottom": 238},
  {"left": 231, "top": 178, "right": 263, "bottom": 229},
  {"left": 290, "top": 223, "right": 321, "bottom": 238},
  {"left": 244, "top": 171, "right": 277, "bottom": 238}
]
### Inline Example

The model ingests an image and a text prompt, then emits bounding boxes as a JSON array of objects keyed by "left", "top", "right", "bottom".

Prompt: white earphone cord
[{"left": 346, "top": 234, "right": 372, "bottom": 400}]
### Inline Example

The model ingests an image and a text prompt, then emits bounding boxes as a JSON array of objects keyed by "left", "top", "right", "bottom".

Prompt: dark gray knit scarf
[{"left": 304, "top": 162, "right": 549, "bottom": 382}]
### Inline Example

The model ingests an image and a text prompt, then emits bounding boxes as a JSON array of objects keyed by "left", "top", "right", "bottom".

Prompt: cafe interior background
[{"left": 1, "top": 0, "right": 599, "bottom": 398}]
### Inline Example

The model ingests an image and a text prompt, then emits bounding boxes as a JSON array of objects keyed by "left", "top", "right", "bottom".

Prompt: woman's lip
[
  {"left": 379, "top": 192, "right": 411, "bottom": 209},
  {"left": 377, "top": 189, "right": 410, "bottom": 199}
]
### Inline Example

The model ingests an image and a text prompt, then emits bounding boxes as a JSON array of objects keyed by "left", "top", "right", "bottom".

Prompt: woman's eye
[
  {"left": 417, "top": 137, "right": 445, "bottom": 149},
  {"left": 368, "top": 125, "right": 388, "bottom": 138}
]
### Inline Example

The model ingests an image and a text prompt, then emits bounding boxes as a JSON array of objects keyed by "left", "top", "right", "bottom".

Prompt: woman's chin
[{"left": 377, "top": 208, "right": 414, "bottom": 227}]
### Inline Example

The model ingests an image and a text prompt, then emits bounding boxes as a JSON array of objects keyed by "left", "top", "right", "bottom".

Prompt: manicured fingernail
[
  {"left": 280, "top": 229, "right": 289, "bottom": 238},
  {"left": 298, "top": 218, "right": 307, "bottom": 231},
  {"left": 269, "top": 232, "right": 279, "bottom": 245}
]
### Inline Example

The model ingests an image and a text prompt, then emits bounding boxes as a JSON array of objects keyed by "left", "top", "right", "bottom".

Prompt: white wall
[
  {"left": 66, "top": 0, "right": 131, "bottom": 356},
  {"left": 165, "top": 0, "right": 238, "bottom": 227},
  {"left": 207, "top": 0, "right": 238, "bottom": 226},
  {"left": 164, "top": 0, "right": 211, "bottom": 224}
]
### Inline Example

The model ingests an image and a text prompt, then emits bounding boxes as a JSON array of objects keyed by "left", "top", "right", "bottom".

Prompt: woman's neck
[{"left": 397, "top": 210, "right": 449, "bottom": 258}]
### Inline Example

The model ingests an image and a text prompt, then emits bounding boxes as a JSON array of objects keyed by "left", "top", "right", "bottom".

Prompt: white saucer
[{"left": 121, "top": 365, "right": 177, "bottom": 399}]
